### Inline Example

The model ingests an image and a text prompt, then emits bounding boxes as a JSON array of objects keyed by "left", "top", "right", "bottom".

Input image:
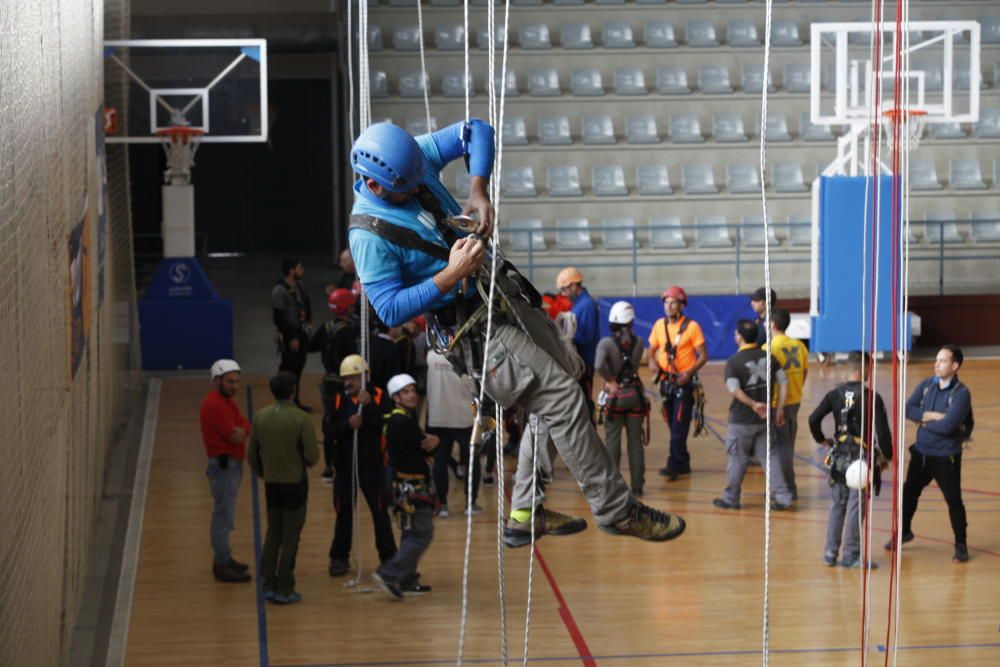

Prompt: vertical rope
[
  {"left": 416, "top": 0, "right": 432, "bottom": 133},
  {"left": 346, "top": 0, "right": 354, "bottom": 143},
  {"left": 522, "top": 416, "right": 540, "bottom": 667}
]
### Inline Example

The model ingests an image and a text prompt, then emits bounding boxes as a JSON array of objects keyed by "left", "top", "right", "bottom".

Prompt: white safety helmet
[
  {"left": 608, "top": 301, "right": 635, "bottom": 325},
  {"left": 845, "top": 459, "right": 869, "bottom": 490},
  {"left": 387, "top": 373, "right": 418, "bottom": 397},
  {"left": 210, "top": 359, "right": 241, "bottom": 379}
]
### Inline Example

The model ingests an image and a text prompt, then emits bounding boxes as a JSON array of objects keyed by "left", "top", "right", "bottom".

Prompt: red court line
[{"left": 533, "top": 545, "right": 598, "bottom": 667}]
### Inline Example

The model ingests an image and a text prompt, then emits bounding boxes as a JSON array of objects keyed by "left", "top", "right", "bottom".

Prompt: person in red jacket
[{"left": 200, "top": 359, "right": 252, "bottom": 583}]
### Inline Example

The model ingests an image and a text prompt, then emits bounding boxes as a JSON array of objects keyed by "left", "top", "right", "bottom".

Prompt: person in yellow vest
[
  {"left": 762, "top": 309, "right": 809, "bottom": 500},
  {"left": 647, "top": 286, "right": 708, "bottom": 481}
]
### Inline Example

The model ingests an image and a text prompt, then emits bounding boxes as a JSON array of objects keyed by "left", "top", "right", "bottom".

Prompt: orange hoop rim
[
  {"left": 155, "top": 126, "right": 206, "bottom": 143},
  {"left": 881, "top": 109, "right": 928, "bottom": 120}
]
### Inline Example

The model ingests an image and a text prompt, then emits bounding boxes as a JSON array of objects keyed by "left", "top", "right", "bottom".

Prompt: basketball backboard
[{"left": 103, "top": 39, "right": 269, "bottom": 144}]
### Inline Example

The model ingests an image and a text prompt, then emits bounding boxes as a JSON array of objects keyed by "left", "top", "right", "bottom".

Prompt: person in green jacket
[{"left": 248, "top": 371, "right": 319, "bottom": 604}]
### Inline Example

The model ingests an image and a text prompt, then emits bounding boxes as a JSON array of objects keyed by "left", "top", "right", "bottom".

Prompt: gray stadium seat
[
  {"left": 512, "top": 0, "right": 543, "bottom": 5},
  {"left": 528, "top": 68, "right": 561, "bottom": 96},
  {"left": 393, "top": 25, "right": 422, "bottom": 51},
  {"left": 929, "top": 122, "right": 967, "bottom": 140},
  {"left": 502, "top": 167, "right": 537, "bottom": 197},
  {"left": 388, "top": 0, "right": 418, "bottom": 6},
  {"left": 494, "top": 70, "right": 518, "bottom": 97},
  {"left": 669, "top": 113, "right": 705, "bottom": 143},
  {"left": 454, "top": 171, "right": 471, "bottom": 198},
  {"left": 367, "top": 26, "right": 384, "bottom": 52},
  {"left": 603, "top": 22, "right": 636, "bottom": 48},
  {"left": 615, "top": 67, "right": 647, "bottom": 95},
  {"left": 950, "top": 160, "right": 986, "bottom": 190},
  {"left": 699, "top": 65, "right": 733, "bottom": 94},
  {"left": 602, "top": 218, "right": 637, "bottom": 249},
  {"left": 910, "top": 160, "right": 943, "bottom": 190},
  {"left": 554, "top": 0, "right": 584, "bottom": 4},
  {"left": 370, "top": 71, "right": 389, "bottom": 98},
  {"left": 773, "top": 162, "right": 808, "bottom": 192},
  {"left": 435, "top": 24, "right": 465, "bottom": 51},
  {"left": 801, "top": 113, "right": 835, "bottom": 141},
  {"left": 501, "top": 116, "right": 528, "bottom": 145},
  {"left": 784, "top": 64, "right": 811, "bottom": 93},
  {"left": 556, "top": 218, "right": 593, "bottom": 250},
  {"left": 973, "top": 108, "right": 1000, "bottom": 138},
  {"left": 571, "top": 68, "right": 604, "bottom": 96},
  {"left": 442, "top": 71, "right": 474, "bottom": 98},
  {"left": 787, "top": 215, "right": 811, "bottom": 246},
  {"left": 520, "top": 24, "right": 552, "bottom": 50},
  {"left": 539, "top": 116, "right": 572, "bottom": 145},
  {"left": 477, "top": 25, "right": 506, "bottom": 50},
  {"left": 756, "top": 111, "right": 792, "bottom": 142},
  {"left": 714, "top": 113, "right": 749, "bottom": 143},
  {"left": 593, "top": 165, "right": 628, "bottom": 196},
  {"left": 406, "top": 116, "right": 438, "bottom": 135},
  {"left": 727, "top": 163, "right": 762, "bottom": 193},
  {"left": 430, "top": 0, "right": 461, "bottom": 5},
  {"left": 924, "top": 211, "right": 963, "bottom": 244},
  {"left": 398, "top": 70, "right": 429, "bottom": 98},
  {"left": 742, "top": 64, "right": 775, "bottom": 93},
  {"left": 636, "top": 165, "right": 672, "bottom": 195},
  {"left": 645, "top": 20, "right": 678, "bottom": 48},
  {"left": 970, "top": 211, "right": 1000, "bottom": 242},
  {"left": 626, "top": 114, "right": 660, "bottom": 144},
  {"left": 656, "top": 66, "right": 690, "bottom": 94},
  {"left": 741, "top": 215, "right": 778, "bottom": 247},
  {"left": 773, "top": 20, "right": 802, "bottom": 46},
  {"left": 650, "top": 216, "right": 686, "bottom": 248},
  {"left": 695, "top": 216, "right": 733, "bottom": 248},
  {"left": 582, "top": 115, "right": 616, "bottom": 145},
  {"left": 677, "top": 0, "right": 707, "bottom": 3},
  {"left": 983, "top": 16, "right": 1000, "bottom": 44},
  {"left": 683, "top": 164, "right": 719, "bottom": 194},
  {"left": 728, "top": 20, "right": 760, "bottom": 47},
  {"left": 548, "top": 166, "right": 582, "bottom": 196},
  {"left": 636, "top": 0, "right": 666, "bottom": 4},
  {"left": 687, "top": 20, "right": 719, "bottom": 47},
  {"left": 509, "top": 219, "right": 546, "bottom": 252},
  {"left": 561, "top": 23, "right": 593, "bottom": 49}
]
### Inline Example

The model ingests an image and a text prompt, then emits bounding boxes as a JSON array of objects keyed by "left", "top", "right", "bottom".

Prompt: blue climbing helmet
[{"left": 350, "top": 122, "right": 425, "bottom": 193}]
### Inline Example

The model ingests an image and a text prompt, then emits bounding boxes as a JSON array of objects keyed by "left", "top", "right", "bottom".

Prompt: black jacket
[{"left": 331, "top": 387, "right": 391, "bottom": 468}]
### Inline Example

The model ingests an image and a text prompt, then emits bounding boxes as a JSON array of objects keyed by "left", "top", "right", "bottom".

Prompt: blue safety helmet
[{"left": 350, "top": 122, "right": 425, "bottom": 193}]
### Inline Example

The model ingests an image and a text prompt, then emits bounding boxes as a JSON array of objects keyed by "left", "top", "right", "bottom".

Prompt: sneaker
[
  {"left": 213, "top": 562, "right": 251, "bottom": 583},
  {"left": 227, "top": 558, "right": 249, "bottom": 574},
  {"left": 437, "top": 508, "right": 450, "bottom": 519},
  {"left": 263, "top": 589, "right": 276, "bottom": 601},
  {"left": 659, "top": 467, "right": 691, "bottom": 482},
  {"left": 373, "top": 572, "right": 404, "bottom": 601},
  {"left": 321, "top": 468, "right": 334, "bottom": 484},
  {"left": 483, "top": 475, "right": 496, "bottom": 487},
  {"left": 503, "top": 507, "right": 588, "bottom": 548},
  {"left": 823, "top": 552, "right": 838, "bottom": 567},
  {"left": 841, "top": 557, "right": 879, "bottom": 569},
  {"left": 770, "top": 501, "right": 794, "bottom": 512},
  {"left": 401, "top": 581, "right": 433, "bottom": 596},
  {"left": 272, "top": 591, "right": 302, "bottom": 604},
  {"left": 599, "top": 501, "right": 686, "bottom": 542},
  {"left": 328, "top": 557, "right": 350, "bottom": 577},
  {"left": 953, "top": 543, "right": 970, "bottom": 563},
  {"left": 883, "top": 531, "right": 915, "bottom": 551},
  {"left": 464, "top": 503, "right": 483, "bottom": 516},
  {"left": 712, "top": 498, "right": 740, "bottom": 510}
]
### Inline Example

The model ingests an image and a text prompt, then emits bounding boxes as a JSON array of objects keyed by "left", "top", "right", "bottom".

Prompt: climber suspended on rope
[{"left": 347, "top": 120, "right": 686, "bottom": 546}]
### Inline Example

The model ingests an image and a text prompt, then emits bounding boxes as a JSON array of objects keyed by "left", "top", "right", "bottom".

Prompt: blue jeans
[{"left": 206, "top": 457, "right": 243, "bottom": 564}]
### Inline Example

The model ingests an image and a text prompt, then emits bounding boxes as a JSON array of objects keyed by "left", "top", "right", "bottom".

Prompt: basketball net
[
  {"left": 156, "top": 126, "right": 205, "bottom": 186},
  {"left": 880, "top": 109, "right": 927, "bottom": 153}
]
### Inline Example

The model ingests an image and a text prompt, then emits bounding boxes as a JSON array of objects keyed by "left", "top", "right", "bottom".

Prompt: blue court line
[
  {"left": 271, "top": 641, "right": 1000, "bottom": 667},
  {"left": 247, "top": 386, "right": 271, "bottom": 667}
]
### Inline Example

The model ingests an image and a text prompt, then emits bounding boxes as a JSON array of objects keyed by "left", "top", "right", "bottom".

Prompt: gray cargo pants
[
  {"left": 483, "top": 323, "right": 633, "bottom": 527},
  {"left": 721, "top": 422, "right": 793, "bottom": 506},
  {"left": 825, "top": 482, "right": 864, "bottom": 561}
]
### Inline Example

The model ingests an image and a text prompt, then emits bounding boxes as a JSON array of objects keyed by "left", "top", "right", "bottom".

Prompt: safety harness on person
[
  {"left": 653, "top": 317, "right": 707, "bottom": 437},
  {"left": 824, "top": 385, "right": 885, "bottom": 488},
  {"left": 382, "top": 407, "right": 437, "bottom": 528},
  {"left": 598, "top": 329, "right": 651, "bottom": 444}
]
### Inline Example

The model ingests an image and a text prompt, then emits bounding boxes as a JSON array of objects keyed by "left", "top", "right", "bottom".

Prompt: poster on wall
[
  {"left": 69, "top": 209, "right": 91, "bottom": 380},
  {"left": 95, "top": 106, "right": 108, "bottom": 306}
]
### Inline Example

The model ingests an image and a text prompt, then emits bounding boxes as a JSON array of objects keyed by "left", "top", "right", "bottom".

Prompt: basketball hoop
[
  {"left": 156, "top": 126, "right": 205, "bottom": 185},
  {"left": 880, "top": 109, "right": 928, "bottom": 152}
]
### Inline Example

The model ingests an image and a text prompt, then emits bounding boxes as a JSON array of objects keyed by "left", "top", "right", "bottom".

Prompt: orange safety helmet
[
  {"left": 327, "top": 288, "right": 356, "bottom": 315},
  {"left": 661, "top": 285, "right": 688, "bottom": 305},
  {"left": 556, "top": 266, "right": 583, "bottom": 289}
]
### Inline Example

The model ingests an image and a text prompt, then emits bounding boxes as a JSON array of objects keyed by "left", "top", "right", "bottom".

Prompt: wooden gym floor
[{"left": 123, "top": 359, "right": 1000, "bottom": 666}]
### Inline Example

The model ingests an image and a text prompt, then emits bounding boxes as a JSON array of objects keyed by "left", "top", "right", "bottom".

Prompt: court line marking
[
  {"left": 105, "top": 378, "right": 161, "bottom": 667},
  {"left": 532, "top": 546, "right": 597, "bottom": 667}
]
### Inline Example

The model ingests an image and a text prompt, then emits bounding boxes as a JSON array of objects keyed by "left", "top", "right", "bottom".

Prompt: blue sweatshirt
[
  {"left": 571, "top": 287, "right": 599, "bottom": 367},
  {"left": 905, "top": 375, "right": 971, "bottom": 457}
]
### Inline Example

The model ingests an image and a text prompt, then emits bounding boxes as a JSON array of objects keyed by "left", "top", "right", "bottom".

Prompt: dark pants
[
  {"left": 262, "top": 481, "right": 308, "bottom": 596},
  {"left": 377, "top": 505, "right": 434, "bottom": 583},
  {"left": 902, "top": 448, "right": 967, "bottom": 544},
  {"left": 330, "top": 462, "right": 397, "bottom": 563},
  {"left": 429, "top": 426, "right": 478, "bottom": 506},
  {"left": 279, "top": 336, "right": 308, "bottom": 403},
  {"left": 662, "top": 381, "right": 695, "bottom": 473}
]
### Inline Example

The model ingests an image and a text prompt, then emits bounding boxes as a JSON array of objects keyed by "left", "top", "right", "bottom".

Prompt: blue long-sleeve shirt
[
  {"left": 349, "top": 119, "right": 495, "bottom": 326},
  {"left": 905, "top": 375, "right": 971, "bottom": 457},
  {"left": 571, "top": 288, "right": 600, "bottom": 366}
]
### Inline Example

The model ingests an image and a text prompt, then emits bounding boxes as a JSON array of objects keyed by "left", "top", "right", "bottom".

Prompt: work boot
[
  {"left": 328, "top": 557, "right": 350, "bottom": 577},
  {"left": 953, "top": 543, "right": 970, "bottom": 563},
  {"left": 227, "top": 558, "right": 249, "bottom": 574},
  {"left": 883, "top": 531, "right": 915, "bottom": 551},
  {"left": 272, "top": 591, "right": 302, "bottom": 604},
  {"left": 712, "top": 498, "right": 740, "bottom": 510},
  {"left": 373, "top": 572, "right": 404, "bottom": 601},
  {"left": 401, "top": 581, "right": 433, "bottom": 596},
  {"left": 503, "top": 507, "right": 588, "bottom": 548},
  {"left": 212, "top": 561, "right": 251, "bottom": 583},
  {"left": 599, "top": 501, "right": 686, "bottom": 542}
]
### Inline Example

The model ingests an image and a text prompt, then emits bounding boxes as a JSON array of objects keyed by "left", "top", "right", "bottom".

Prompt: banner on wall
[
  {"left": 94, "top": 106, "right": 108, "bottom": 306},
  {"left": 69, "top": 209, "right": 92, "bottom": 380}
]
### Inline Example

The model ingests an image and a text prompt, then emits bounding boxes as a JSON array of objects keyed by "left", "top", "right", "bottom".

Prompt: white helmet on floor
[
  {"left": 387, "top": 373, "right": 417, "bottom": 397},
  {"left": 608, "top": 301, "right": 635, "bottom": 325},
  {"left": 210, "top": 359, "right": 241, "bottom": 379},
  {"left": 845, "top": 459, "right": 869, "bottom": 490}
]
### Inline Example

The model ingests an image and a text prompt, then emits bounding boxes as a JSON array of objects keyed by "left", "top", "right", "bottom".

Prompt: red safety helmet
[
  {"left": 327, "top": 288, "right": 356, "bottom": 315},
  {"left": 661, "top": 285, "right": 688, "bottom": 305}
]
